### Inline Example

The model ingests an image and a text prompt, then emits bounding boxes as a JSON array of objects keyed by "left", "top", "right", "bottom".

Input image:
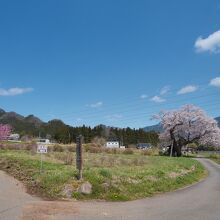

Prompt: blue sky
[{"left": 0, "top": 0, "right": 220, "bottom": 128}]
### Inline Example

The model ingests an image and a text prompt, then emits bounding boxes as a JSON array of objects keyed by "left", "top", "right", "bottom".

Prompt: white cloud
[
  {"left": 88, "top": 101, "right": 103, "bottom": 108},
  {"left": 195, "top": 30, "right": 220, "bottom": 53},
  {"left": 0, "top": 87, "right": 33, "bottom": 96},
  {"left": 140, "top": 94, "right": 148, "bottom": 99},
  {"left": 160, "top": 86, "right": 170, "bottom": 95},
  {"left": 150, "top": 96, "right": 166, "bottom": 103},
  {"left": 210, "top": 77, "right": 220, "bottom": 87},
  {"left": 177, "top": 85, "right": 198, "bottom": 95}
]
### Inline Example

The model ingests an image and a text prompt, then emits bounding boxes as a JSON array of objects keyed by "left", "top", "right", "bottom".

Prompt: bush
[
  {"left": 64, "top": 153, "right": 74, "bottom": 165},
  {"left": 141, "top": 148, "right": 159, "bottom": 156},
  {"left": 209, "top": 154, "right": 219, "bottom": 159},
  {"left": 104, "top": 148, "right": 120, "bottom": 154},
  {"left": 53, "top": 152, "right": 74, "bottom": 165},
  {"left": 25, "top": 141, "right": 37, "bottom": 152},
  {"left": 99, "top": 168, "right": 112, "bottom": 178},
  {"left": 84, "top": 144, "right": 90, "bottom": 152},
  {"left": 66, "top": 145, "right": 76, "bottom": 152},
  {"left": 0, "top": 143, "right": 23, "bottom": 150},
  {"left": 88, "top": 146, "right": 103, "bottom": 153},
  {"left": 53, "top": 144, "right": 64, "bottom": 152},
  {"left": 123, "top": 149, "right": 134, "bottom": 155}
]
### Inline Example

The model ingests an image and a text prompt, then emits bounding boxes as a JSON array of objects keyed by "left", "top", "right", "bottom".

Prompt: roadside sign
[
  {"left": 37, "top": 145, "right": 48, "bottom": 174},
  {"left": 37, "top": 145, "right": 48, "bottom": 154}
]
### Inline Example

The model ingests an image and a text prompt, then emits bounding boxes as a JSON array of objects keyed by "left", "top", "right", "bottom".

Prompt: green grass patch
[
  {"left": 0, "top": 149, "right": 207, "bottom": 201},
  {"left": 207, "top": 154, "right": 220, "bottom": 164}
]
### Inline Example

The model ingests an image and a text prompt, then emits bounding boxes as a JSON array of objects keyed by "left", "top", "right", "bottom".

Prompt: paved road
[
  {"left": 0, "top": 171, "right": 39, "bottom": 220},
  {"left": 1, "top": 158, "right": 220, "bottom": 220}
]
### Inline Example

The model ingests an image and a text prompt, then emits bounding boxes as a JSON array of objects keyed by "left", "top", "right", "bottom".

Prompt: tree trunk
[
  {"left": 169, "top": 142, "right": 182, "bottom": 157},
  {"left": 169, "top": 130, "right": 182, "bottom": 157},
  {"left": 175, "top": 144, "right": 182, "bottom": 157}
]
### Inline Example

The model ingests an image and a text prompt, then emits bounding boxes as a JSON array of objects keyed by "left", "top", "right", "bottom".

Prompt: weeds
[
  {"left": 123, "top": 149, "right": 134, "bottom": 155},
  {"left": 0, "top": 149, "right": 207, "bottom": 201}
]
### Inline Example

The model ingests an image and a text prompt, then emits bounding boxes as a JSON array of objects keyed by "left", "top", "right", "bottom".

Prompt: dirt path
[{"left": 1, "top": 158, "right": 220, "bottom": 220}]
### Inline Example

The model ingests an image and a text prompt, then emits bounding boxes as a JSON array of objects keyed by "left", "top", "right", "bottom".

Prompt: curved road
[{"left": 1, "top": 158, "right": 220, "bottom": 220}]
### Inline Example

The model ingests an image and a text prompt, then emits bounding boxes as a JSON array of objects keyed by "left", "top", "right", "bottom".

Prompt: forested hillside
[{"left": 0, "top": 108, "right": 159, "bottom": 145}]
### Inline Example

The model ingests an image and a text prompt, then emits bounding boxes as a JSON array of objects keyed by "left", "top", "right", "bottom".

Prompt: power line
[
  {"left": 60, "top": 101, "right": 220, "bottom": 128},
  {"left": 43, "top": 81, "right": 215, "bottom": 118},
  {"left": 58, "top": 91, "right": 220, "bottom": 120}
]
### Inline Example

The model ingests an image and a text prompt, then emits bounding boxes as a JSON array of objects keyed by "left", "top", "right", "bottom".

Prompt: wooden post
[{"left": 76, "top": 135, "right": 83, "bottom": 180}]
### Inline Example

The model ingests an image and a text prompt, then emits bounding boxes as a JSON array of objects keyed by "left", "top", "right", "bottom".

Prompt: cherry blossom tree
[
  {"left": 155, "top": 105, "right": 220, "bottom": 157},
  {"left": 0, "top": 124, "right": 12, "bottom": 140}
]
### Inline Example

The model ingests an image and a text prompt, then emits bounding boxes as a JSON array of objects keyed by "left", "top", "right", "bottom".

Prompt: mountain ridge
[
  {"left": 0, "top": 108, "right": 159, "bottom": 145},
  {"left": 144, "top": 117, "right": 220, "bottom": 132}
]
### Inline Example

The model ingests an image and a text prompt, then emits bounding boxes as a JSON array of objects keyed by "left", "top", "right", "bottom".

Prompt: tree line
[{"left": 41, "top": 120, "right": 159, "bottom": 146}]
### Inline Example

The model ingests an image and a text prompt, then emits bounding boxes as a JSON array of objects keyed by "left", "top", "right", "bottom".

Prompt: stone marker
[{"left": 78, "top": 182, "right": 92, "bottom": 195}]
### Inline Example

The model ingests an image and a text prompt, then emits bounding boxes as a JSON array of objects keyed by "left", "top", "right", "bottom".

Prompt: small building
[
  {"left": 105, "top": 141, "right": 120, "bottom": 148},
  {"left": 137, "top": 143, "right": 152, "bottom": 150},
  {"left": 37, "top": 139, "right": 51, "bottom": 145},
  {"left": 119, "top": 146, "right": 126, "bottom": 149},
  {"left": 8, "top": 134, "right": 20, "bottom": 141}
]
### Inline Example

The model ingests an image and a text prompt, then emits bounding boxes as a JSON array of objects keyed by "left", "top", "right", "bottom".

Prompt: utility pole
[
  {"left": 121, "top": 136, "right": 124, "bottom": 147},
  {"left": 68, "top": 131, "right": 71, "bottom": 144}
]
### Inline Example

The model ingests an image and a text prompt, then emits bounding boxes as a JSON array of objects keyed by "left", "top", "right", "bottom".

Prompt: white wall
[{"left": 106, "top": 142, "right": 120, "bottom": 148}]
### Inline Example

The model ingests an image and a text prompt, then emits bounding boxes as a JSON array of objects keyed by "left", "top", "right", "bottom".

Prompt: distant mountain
[
  {"left": 24, "top": 115, "right": 44, "bottom": 127},
  {"left": 0, "top": 109, "right": 44, "bottom": 136},
  {"left": 143, "top": 124, "right": 162, "bottom": 133},
  {"left": 216, "top": 117, "right": 220, "bottom": 127},
  {"left": 0, "top": 108, "right": 5, "bottom": 117},
  {"left": 144, "top": 117, "right": 220, "bottom": 132},
  {"left": 0, "top": 107, "right": 159, "bottom": 145},
  {"left": 1, "top": 112, "right": 24, "bottom": 121}
]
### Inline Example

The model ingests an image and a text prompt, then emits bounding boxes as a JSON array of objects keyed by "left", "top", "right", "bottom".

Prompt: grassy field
[
  {"left": 0, "top": 149, "right": 207, "bottom": 201},
  {"left": 207, "top": 154, "right": 220, "bottom": 164},
  {"left": 197, "top": 151, "right": 220, "bottom": 165}
]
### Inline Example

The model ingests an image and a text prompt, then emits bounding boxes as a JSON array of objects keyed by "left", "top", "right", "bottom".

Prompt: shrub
[
  {"left": 91, "top": 137, "right": 106, "bottom": 148},
  {"left": 66, "top": 145, "right": 76, "bottom": 152},
  {"left": 99, "top": 168, "right": 112, "bottom": 178},
  {"left": 141, "top": 148, "right": 159, "bottom": 156},
  {"left": 1, "top": 143, "right": 23, "bottom": 150},
  {"left": 83, "top": 145, "right": 103, "bottom": 153},
  {"left": 104, "top": 148, "right": 119, "bottom": 154},
  {"left": 53, "top": 144, "right": 64, "bottom": 152},
  {"left": 64, "top": 153, "right": 74, "bottom": 165},
  {"left": 25, "top": 141, "right": 37, "bottom": 152},
  {"left": 123, "top": 149, "right": 134, "bottom": 155},
  {"left": 53, "top": 153, "right": 74, "bottom": 165},
  {"left": 84, "top": 144, "right": 90, "bottom": 152},
  {"left": 209, "top": 154, "right": 219, "bottom": 159}
]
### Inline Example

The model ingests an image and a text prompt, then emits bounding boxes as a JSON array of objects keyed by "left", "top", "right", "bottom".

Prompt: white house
[
  {"left": 105, "top": 141, "right": 120, "bottom": 148},
  {"left": 8, "top": 134, "right": 20, "bottom": 141},
  {"left": 37, "top": 139, "right": 51, "bottom": 145}
]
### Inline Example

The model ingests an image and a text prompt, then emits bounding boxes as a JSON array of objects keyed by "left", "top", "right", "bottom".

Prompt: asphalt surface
[
  {"left": 0, "top": 158, "right": 220, "bottom": 220},
  {"left": 0, "top": 171, "right": 39, "bottom": 220}
]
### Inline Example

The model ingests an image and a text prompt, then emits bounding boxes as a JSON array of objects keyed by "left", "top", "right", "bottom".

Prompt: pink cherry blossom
[
  {"left": 155, "top": 105, "right": 220, "bottom": 156},
  {"left": 0, "top": 124, "right": 12, "bottom": 140}
]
